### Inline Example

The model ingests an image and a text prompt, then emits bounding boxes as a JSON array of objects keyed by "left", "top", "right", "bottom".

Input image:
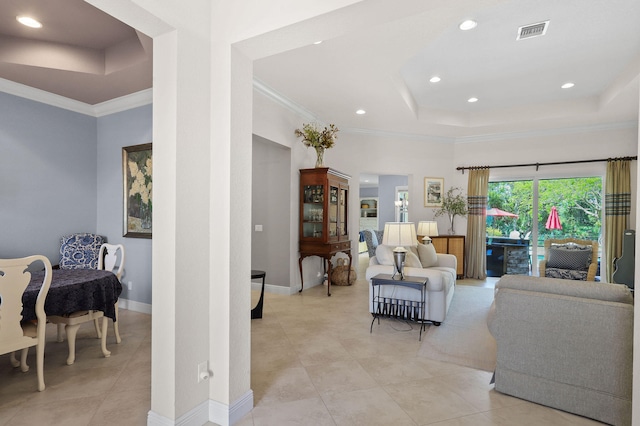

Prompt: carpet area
[{"left": 417, "top": 284, "right": 497, "bottom": 372}]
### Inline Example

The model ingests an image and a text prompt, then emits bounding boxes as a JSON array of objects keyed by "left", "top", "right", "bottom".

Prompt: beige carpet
[{"left": 417, "top": 284, "right": 497, "bottom": 372}]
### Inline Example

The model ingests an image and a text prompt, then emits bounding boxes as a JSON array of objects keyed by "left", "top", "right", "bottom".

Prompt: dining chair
[
  {"left": 94, "top": 243, "right": 125, "bottom": 343},
  {"left": 0, "top": 255, "right": 52, "bottom": 391},
  {"left": 59, "top": 233, "right": 104, "bottom": 269},
  {"left": 50, "top": 233, "right": 114, "bottom": 364}
]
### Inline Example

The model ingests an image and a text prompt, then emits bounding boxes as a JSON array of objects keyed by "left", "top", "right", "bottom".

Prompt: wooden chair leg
[
  {"left": 64, "top": 324, "right": 81, "bottom": 365},
  {"left": 9, "top": 351, "right": 20, "bottom": 368},
  {"left": 100, "top": 317, "right": 111, "bottom": 358},
  {"left": 113, "top": 302, "right": 121, "bottom": 344},
  {"left": 19, "top": 348, "right": 29, "bottom": 372},
  {"left": 94, "top": 318, "right": 103, "bottom": 338},
  {"left": 56, "top": 323, "right": 65, "bottom": 342}
]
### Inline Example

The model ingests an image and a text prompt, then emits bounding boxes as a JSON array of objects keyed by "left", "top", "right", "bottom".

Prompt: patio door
[{"left": 488, "top": 176, "right": 602, "bottom": 276}]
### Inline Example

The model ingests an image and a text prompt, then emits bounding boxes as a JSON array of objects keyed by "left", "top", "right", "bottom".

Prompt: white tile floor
[{"left": 0, "top": 254, "right": 603, "bottom": 425}]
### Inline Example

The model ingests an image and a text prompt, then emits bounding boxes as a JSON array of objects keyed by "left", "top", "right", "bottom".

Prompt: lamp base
[{"left": 392, "top": 250, "right": 406, "bottom": 280}]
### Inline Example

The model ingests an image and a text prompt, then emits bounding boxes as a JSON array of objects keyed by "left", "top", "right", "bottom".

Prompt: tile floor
[{"left": 0, "top": 254, "right": 603, "bottom": 425}]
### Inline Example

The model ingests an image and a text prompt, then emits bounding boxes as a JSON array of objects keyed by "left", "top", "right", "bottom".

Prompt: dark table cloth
[{"left": 23, "top": 269, "right": 122, "bottom": 322}]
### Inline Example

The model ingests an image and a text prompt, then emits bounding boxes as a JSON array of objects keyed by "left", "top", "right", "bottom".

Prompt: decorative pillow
[
  {"left": 59, "top": 233, "right": 104, "bottom": 270},
  {"left": 376, "top": 244, "right": 420, "bottom": 267},
  {"left": 375, "top": 244, "right": 395, "bottom": 266},
  {"left": 417, "top": 243, "right": 438, "bottom": 268},
  {"left": 547, "top": 244, "right": 592, "bottom": 271},
  {"left": 404, "top": 251, "right": 422, "bottom": 268}
]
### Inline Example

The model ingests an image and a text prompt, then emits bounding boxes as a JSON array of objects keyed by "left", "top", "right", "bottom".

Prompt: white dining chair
[
  {"left": 95, "top": 243, "right": 125, "bottom": 343},
  {"left": 0, "top": 255, "right": 52, "bottom": 391}
]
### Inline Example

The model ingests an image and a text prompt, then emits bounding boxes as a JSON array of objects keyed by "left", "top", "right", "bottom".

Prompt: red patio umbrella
[
  {"left": 545, "top": 206, "right": 562, "bottom": 230},
  {"left": 486, "top": 208, "right": 519, "bottom": 217}
]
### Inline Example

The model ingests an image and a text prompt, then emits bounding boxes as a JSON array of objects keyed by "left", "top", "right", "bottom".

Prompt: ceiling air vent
[{"left": 517, "top": 20, "right": 549, "bottom": 40}]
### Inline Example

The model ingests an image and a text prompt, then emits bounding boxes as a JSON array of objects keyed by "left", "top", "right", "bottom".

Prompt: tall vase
[
  {"left": 448, "top": 214, "right": 456, "bottom": 235},
  {"left": 315, "top": 147, "right": 325, "bottom": 168}
]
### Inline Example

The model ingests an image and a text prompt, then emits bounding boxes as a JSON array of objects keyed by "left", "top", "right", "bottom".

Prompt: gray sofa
[{"left": 487, "top": 275, "right": 634, "bottom": 426}]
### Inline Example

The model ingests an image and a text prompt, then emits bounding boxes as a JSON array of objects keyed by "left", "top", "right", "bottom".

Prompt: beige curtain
[
  {"left": 465, "top": 168, "right": 490, "bottom": 279},
  {"left": 605, "top": 159, "right": 631, "bottom": 282}
]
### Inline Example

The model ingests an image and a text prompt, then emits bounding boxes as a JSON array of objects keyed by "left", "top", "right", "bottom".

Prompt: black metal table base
[{"left": 251, "top": 270, "right": 266, "bottom": 319}]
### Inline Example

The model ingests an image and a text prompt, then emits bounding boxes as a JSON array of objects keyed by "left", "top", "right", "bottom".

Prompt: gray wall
[
  {"left": 0, "top": 91, "right": 153, "bottom": 306},
  {"left": 97, "top": 105, "right": 153, "bottom": 304},
  {"left": 0, "top": 92, "right": 97, "bottom": 261},
  {"left": 251, "top": 135, "right": 291, "bottom": 287}
]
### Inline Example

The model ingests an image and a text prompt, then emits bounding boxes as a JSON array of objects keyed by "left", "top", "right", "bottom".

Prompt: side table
[
  {"left": 251, "top": 270, "right": 266, "bottom": 319},
  {"left": 370, "top": 274, "right": 428, "bottom": 340}
]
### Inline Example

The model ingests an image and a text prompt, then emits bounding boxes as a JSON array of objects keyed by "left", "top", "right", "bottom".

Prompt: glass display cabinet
[{"left": 299, "top": 167, "right": 351, "bottom": 296}]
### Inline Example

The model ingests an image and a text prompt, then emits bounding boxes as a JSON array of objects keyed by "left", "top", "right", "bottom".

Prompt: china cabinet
[{"left": 299, "top": 168, "right": 352, "bottom": 296}]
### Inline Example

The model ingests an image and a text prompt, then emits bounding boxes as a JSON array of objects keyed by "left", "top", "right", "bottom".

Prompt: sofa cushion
[
  {"left": 547, "top": 244, "right": 592, "bottom": 270},
  {"left": 417, "top": 243, "right": 438, "bottom": 267}
]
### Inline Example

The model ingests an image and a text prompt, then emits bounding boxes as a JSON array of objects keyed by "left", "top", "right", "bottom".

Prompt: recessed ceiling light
[
  {"left": 561, "top": 82, "right": 575, "bottom": 89},
  {"left": 429, "top": 76, "right": 441, "bottom": 83},
  {"left": 17, "top": 16, "right": 42, "bottom": 28},
  {"left": 468, "top": 97, "right": 478, "bottom": 103},
  {"left": 356, "top": 109, "right": 366, "bottom": 115},
  {"left": 459, "top": 20, "right": 477, "bottom": 31},
  {"left": 313, "top": 40, "right": 323, "bottom": 45}
]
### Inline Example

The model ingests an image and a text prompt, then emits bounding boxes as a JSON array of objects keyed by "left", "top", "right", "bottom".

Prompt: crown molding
[
  {"left": 343, "top": 127, "right": 453, "bottom": 144},
  {"left": 454, "top": 120, "right": 638, "bottom": 144},
  {"left": 93, "top": 89, "right": 152, "bottom": 117},
  {"left": 253, "top": 78, "right": 320, "bottom": 123},
  {"left": 0, "top": 78, "right": 152, "bottom": 117},
  {"left": 0, "top": 77, "right": 95, "bottom": 115}
]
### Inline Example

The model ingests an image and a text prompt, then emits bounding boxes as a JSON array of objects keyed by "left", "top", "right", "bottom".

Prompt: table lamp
[
  {"left": 417, "top": 221, "right": 438, "bottom": 244},
  {"left": 382, "top": 222, "right": 417, "bottom": 280}
]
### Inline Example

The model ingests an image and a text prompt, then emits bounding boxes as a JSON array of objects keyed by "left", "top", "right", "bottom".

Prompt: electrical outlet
[
  {"left": 197, "top": 361, "right": 210, "bottom": 383},
  {"left": 127, "top": 281, "right": 133, "bottom": 291}
]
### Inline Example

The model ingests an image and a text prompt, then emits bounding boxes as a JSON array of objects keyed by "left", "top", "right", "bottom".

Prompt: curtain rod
[{"left": 456, "top": 156, "right": 637, "bottom": 174}]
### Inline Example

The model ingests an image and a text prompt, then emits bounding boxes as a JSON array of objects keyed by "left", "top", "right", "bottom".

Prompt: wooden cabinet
[
  {"left": 431, "top": 235, "right": 465, "bottom": 278},
  {"left": 299, "top": 168, "right": 352, "bottom": 296}
]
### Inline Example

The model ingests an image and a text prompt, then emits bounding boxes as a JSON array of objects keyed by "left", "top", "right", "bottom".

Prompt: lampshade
[
  {"left": 417, "top": 221, "right": 439, "bottom": 237},
  {"left": 382, "top": 222, "right": 417, "bottom": 248}
]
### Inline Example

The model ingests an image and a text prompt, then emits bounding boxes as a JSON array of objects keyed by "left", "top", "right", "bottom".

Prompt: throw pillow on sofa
[
  {"left": 375, "top": 244, "right": 421, "bottom": 267},
  {"left": 417, "top": 243, "right": 438, "bottom": 267},
  {"left": 547, "top": 244, "right": 592, "bottom": 271}
]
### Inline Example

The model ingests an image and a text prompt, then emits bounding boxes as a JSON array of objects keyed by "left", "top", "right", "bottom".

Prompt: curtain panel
[
  {"left": 605, "top": 159, "right": 631, "bottom": 282},
  {"left": 465, "top": 168, "right": 490, "bottom": 279}
]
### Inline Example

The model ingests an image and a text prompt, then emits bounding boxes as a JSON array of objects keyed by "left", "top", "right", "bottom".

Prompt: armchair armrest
[
  {"left": 435, "top": 253, "right": 457, "bottom": 270},
  {"left": 539, "top": 259, "right": 547, "bottom": 277}
]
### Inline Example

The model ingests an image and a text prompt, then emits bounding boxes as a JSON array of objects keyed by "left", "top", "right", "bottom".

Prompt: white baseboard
[
  {"left": 118, "top": 297, "right": 152, "bottom": 314},
  {"left": 251, "top": 282, "right": 304, "bottom": 295},
  {"left": 147, "top": 390, "right": 253, "bottom": 426}
]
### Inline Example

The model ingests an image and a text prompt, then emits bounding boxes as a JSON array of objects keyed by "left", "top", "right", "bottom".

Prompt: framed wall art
[
  {"left": 424, "top": 177, "right": 443, "bottom": 207},
  {"left": 123, "top": 143, "right": 152, "bottom": 238}
]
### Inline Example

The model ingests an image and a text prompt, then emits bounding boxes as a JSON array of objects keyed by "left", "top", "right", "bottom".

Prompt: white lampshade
[
  {"left": 382, "top": 222, "right": 417, "bottom": 249},
  {"left": 417, "top": 221, "right": 439, "bottom": 237}
]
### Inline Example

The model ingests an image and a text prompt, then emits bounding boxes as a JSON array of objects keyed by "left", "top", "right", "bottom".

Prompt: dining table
[{"left": 22, "top": 268, "right": 122, "bottom": 322}]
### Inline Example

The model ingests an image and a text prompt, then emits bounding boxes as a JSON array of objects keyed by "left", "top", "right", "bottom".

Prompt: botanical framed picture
[
  {"left": 424, "top": 177, "right": 444, "bottom": 207},
  {"left": 123, "top": 143, "right": 152, "bottom": 238}
]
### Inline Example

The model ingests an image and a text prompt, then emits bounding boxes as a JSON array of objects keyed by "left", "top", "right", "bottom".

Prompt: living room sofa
[
  {"left": 487, "top": 274, "right": 633, "bottom": 426},
  {"left": 365, "top": 243, "right": 456, "bottom": 325}
]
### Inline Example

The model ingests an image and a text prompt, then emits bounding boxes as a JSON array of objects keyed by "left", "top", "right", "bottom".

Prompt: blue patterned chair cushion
[
  {"left": 547, "top": 244, "right": 592, "bottom": 271},
  {"left": 59, "top": 233, "right": 104, "bottom": 270}
]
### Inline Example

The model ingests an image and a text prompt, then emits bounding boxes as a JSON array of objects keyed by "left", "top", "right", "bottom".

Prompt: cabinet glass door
[
  {"left": 328, "top": 185, "right": 339, "bottom": 238},
  {"left": 339, "top": 187, "right": 348, "bottom": 237},
  {"left": 302, "top": 184, "right": 324, "bottom": 238}
]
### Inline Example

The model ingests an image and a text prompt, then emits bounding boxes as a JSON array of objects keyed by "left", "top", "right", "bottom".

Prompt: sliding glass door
[{"left": 488, "top": 176, "right": 602, "bottom": 276}]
